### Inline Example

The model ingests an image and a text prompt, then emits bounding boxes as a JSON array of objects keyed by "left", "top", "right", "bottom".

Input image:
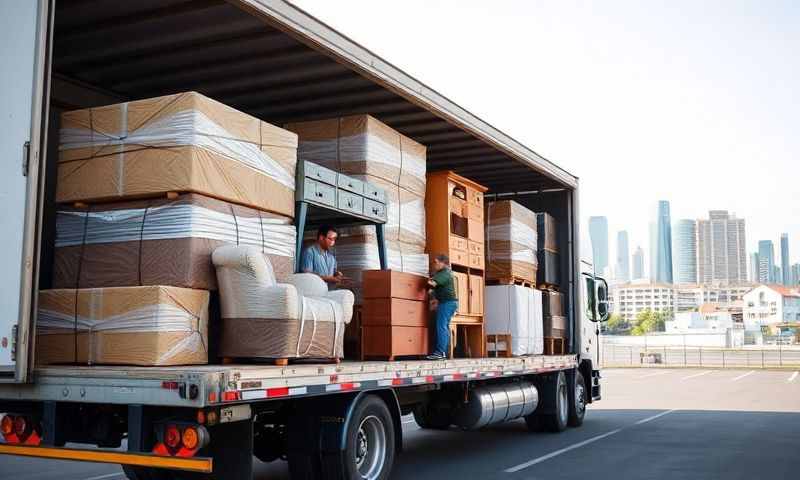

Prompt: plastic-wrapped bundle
[
  {"left": 212, "top": 245, "right": 354, "bottom": 360},
  {"left": 485, "top": 285, "right": 544, "bottom": 356},
  {"left": 486, "top": 201, "right": 538, "bottom": 283},
  {"left": 57, "top": 92, "right": 298, "bottom": 217},
  {"left": 286, "top": 115, "right": 426, "bottom": 198},
  {"left": 53, "top": 193, "right": 296, "bottom": 290},
  {"left": 36, "top": 286, "right": 209, "bottom": 366}
]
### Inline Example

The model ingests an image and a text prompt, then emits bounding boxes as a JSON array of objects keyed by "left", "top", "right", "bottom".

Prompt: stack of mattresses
[
  {"left": 485, "top": 201, "right": 538, "bottom": 284},
  {"left": 536, "top": 212, "right": 559, "bottom": 287},
  {"left": 485, "top": 285, "right": 544, "bottom": 356},
  {"left": 288, "top": 115, "right": 428, "bottom": 303},
  {"left": 37, "top": 92, "right": 299, "bottom": 366}
]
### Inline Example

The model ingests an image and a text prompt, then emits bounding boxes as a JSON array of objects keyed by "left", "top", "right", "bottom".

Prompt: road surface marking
[
  {"left": 84, "top": 473, "right": 125, "bottom": 480},
  {"left": 788, "top": 372, "right": 799, "bottom": 383},
  {"left": 634, "top": 409, "right": 678, "bottom": 425},
  {"left": 504, "top": 409, "right": 677, "bottom": 473},
  {"left": 504, "top": 428, "right": 623, "bottom": 473},
  {"left": 681, "top": 371, "right": 712, "bottom": 381},
  {"left": 731, "top": 371, "right": 755, "bottom": 382},
  {"left": 639, "top": 371, "right": 671, "bottom": 379}
]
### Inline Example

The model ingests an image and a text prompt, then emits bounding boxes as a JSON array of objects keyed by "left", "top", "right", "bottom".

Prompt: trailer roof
[{"left": 52, "top": 0, "right": 578, "bottom": 192}]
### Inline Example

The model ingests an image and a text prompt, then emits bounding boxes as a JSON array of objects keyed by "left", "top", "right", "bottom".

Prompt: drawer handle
[
  {"left": 316, "top": 191, "right": 323, "bottom": 197},
  {"left": 347, "top": 200, "right": 353, "bottom": 207},
  {"left": 372, "top": 207, "right": 379, "bottom": 214}
]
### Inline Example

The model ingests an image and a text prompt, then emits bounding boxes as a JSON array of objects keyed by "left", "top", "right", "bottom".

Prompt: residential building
[
  {"left": 758, "top": 240, "right": 775, "bottom": 283},
  {"left": 696, "top": 211, "right": 747, "bottom": 285},
  {"left": 743, "top": 285, "right": 800, "bottom": 333},
  {"left": 673, "top": 284, "right": 753, "bottom": 311},
  {"left": 749, "top": 252, "right": 760, "bottom": 284},
  {"left": 611, "top": 283, "right": 675, "bottom": 322},
  {"left": 616, "top": 230, "right": 630, "bottom": 283},
  {"left": 673, "top": 219, "right": 697, "bottom": 283},
  {"left": 781, "top": 233, "right": 790, "bottom": 285},
  {"left": 632, "top": 246, "right": 645, "bottom": 280},
  {"left": 667, "top": 303, "right": 742, "bottom": 333},
  {"left": 650, "top": 200, "right": 673, "bottom": 283},
  {"left": 589, "top": 216, "right": 609, "bottom": 275}
]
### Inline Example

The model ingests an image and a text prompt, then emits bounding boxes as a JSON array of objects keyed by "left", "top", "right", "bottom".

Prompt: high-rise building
[
  {"left": 674, "top": 219, "right": 697, "bottom": 283},
  {"left": 792, "top": 263, "right": 800, "bottom": 286},
  {"left": 758, "top": 240, "right": 775, "bottom": 283},
  {"left": 781, "top": 233, "right": 790, "bottom": 285},
  {"left": 632, "top": 246, "right": 645, "bottom": 280},
  {"left": 696, "top": 211, "right": 747, "bottom": 285},
  {"left": 749, "top": 252, "right": 760, "bottom": 283},
  {"left": 616, "top": 231, "right": 630, "bottom": 282},
  {"left": 588, "top": 217, "right": 609, "bottom": 275},
  {"left": 650, "top": 201, "right": 673, "bottom": 283}
]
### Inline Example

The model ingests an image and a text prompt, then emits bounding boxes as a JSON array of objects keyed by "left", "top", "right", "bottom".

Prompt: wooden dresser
[
  {"left": 360, "top": 270, "right": 430, "bottom": 360},
  {"left": 425, "top": 171, "right": 488, "bottom": 358}
]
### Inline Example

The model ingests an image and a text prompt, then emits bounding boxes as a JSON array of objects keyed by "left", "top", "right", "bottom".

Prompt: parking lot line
[
  {"left": 788, "top": 371, "right": 798, "bottom": 383},
  {"left": 681, "top": 370, "right": 711, "bottom": 381},
  {"left": 730, "top": 371, "right": 755, "bottom": 382},
  {"left": 638, "top": 370, "right": 672, "bottom": 379}
]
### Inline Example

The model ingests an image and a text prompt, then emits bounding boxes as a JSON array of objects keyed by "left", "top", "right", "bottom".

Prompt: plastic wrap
[
  {"left": 485, "top": 285, "right": 544, "bottom": 356},
  {"left": 53, "top": 193, "right": 296, "bottom": 290},
  {"left": 486, "top": 201, "right": 538, "bottom": 283},
  {"left": 36, "top": 286, "right": 209, "bottom": 366},
  {"left": 286, "top": 115, "right": 427, "bottom": 197},
  {"left": 536, "top": 212, "right": 558, "bottom": 253},
  {"left": 57, "top": 92, "right": 297, "bottom": 216},
  {"left": 212, "top": 245, "right": 354, "bottom": 359}
]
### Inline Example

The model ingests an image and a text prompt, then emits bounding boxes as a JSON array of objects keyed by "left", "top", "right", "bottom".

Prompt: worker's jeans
[{"left": 434, "top": 300, "right": 458, "bottom": 356}]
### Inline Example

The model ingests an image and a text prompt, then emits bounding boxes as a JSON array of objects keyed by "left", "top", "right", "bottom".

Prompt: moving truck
[{"left": 0, "top": 1, "right": 610, "bottom": 478}]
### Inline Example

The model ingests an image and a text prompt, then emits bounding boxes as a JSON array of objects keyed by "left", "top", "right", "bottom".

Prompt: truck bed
[{"left": 0, "top": 355, "right": 576, "bottom": 408}]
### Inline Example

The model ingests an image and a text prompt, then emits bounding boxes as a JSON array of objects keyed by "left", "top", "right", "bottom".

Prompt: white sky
[{"left": 291, "top": 0, "right": 800, "bottom": 267}]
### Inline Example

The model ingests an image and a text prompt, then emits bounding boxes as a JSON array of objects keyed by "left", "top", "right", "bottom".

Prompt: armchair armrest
[
  {"left": 324, "top": 289, "right": 355, "bottom": 325},
  {"left": 219, "top": 282, "right": 301, "bottom": 320},
  {"left": 286, "top": 273, "right": 329, "bottom": 297}
]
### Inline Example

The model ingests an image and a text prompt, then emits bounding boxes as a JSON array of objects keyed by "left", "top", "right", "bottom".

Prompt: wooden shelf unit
[{"left": 425, "top": 171, "right": 488, "bottom": 358}]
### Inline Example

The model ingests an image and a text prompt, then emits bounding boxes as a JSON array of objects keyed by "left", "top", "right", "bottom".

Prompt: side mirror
[{"left": 596, "top": 277, "right": 610, "bottom": 322}]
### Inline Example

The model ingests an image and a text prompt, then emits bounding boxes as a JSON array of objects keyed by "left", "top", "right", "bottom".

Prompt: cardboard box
[
  {"left": 542, "top": 291, "right": 564, "bottom": 318},
  {"left": 537, "top": 250, "right": 560, "bottom": 287},
  {"left": 57, "top": 92, "right": 297, "bottom": 217},
  {"left": 536, "top": 212, "right": 558, "bottom": 253},
  {"left": 36, "top": 286, "right": 209, "bottom": 366},
  {"left": 484, "top": 285, "right": 544, "bottom": 356},
  {"left": 486, "top": 200, "right": 538, "bottom": 283},
  {"left": 286, "top": 115, "right": 427, "bottom": 197},
  {"left": 53, "top": 193, "right": 296, "bottom": 290}
]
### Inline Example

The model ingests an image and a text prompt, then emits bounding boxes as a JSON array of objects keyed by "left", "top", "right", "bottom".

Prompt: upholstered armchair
[{"left": 212, "top": 244, "right": 354, "bottom": 360}]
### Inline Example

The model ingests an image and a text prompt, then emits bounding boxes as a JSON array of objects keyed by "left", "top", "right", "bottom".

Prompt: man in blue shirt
[{"left": 301, "top": 225, "right": 344, "bottom": 286}]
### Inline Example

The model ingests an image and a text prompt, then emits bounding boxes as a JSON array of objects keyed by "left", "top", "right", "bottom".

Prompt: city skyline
[{"left": 589, "top": 216, "right": 610, "bottom": 276}]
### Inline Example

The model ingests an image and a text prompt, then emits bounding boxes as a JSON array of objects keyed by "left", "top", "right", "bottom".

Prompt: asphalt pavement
[{"left": 2, "top": 368, "right": 799, "bottom": 480}]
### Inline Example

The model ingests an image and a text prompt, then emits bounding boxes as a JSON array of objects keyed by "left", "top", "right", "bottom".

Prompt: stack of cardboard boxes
[{"left": 38, "top": 92, "right": 299, "bottom": 366}]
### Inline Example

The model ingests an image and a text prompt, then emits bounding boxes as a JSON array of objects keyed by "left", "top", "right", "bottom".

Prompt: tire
[
  {"left": 340, "top": 395, "right": 396, "bottom": 480},
  {"left": 525, "top": 371, "right": 568, "bottom": 433},
  {"left": 568, "top": 371, "right": 587, "bottom": 427}
]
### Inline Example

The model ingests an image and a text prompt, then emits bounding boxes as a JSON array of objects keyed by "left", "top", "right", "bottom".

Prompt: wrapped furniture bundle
[
  {"left": 53, "top": 193, "right": 296, "bottom": 290},
  {"left": 57, "top": 92, "right": 298, "bottom": 217},
  {"left": 536, "top": 212, "right": 560, "bottom": 286},
  {"left": 290, "top": 115, "right": 428, "bottom": 302},
  {"left": 485, "top": 201, "right": 538, "bottom": 283},
  {"left": 484, "top": 285, "right": 544, "bottom": 356},
  {"left": 213, "top": 245, "right": 354, "bottom": 360},
  {"left": 36, "top": 286, "right": 209, "bottom": 366}
]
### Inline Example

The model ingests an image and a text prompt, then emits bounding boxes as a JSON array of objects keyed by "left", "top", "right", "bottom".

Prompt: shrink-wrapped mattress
[{"left": 485, "top": 285, "right": 544, "bottom": 356}]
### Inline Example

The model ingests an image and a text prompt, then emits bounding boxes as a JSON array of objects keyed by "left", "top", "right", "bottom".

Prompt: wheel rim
[
  {"left": 355, "top": 415, "right": 387, "bottom": 480},
  {"left": 575, "top": 382, "right": 586, "bottom": 417},
  {"left": 558, "top": 383, "right": 568, "bottom": 423}
]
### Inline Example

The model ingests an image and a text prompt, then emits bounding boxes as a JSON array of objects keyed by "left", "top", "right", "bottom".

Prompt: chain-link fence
[{"left": 599, "top": 338, "right": 800, "bottom": 368}]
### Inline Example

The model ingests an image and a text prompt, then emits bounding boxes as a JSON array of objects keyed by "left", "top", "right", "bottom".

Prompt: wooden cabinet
[
  {"left": 362, "top": 326, "right": 428, "bottom": 359},
  {"left": 425, "top": 171, "right": 488, "bottom": 357}
]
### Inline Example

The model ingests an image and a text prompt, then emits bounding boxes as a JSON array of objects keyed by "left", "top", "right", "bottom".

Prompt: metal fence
[{"left": 599, "top": 341, "right": 800, "bottom": 368}]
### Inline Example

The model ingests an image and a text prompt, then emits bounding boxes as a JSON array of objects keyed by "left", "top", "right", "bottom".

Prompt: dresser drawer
[
  {"left": 362, "top": 326, "right": 429, "bottom": 357},
  {"left": 469, "top": 253, "right": 485, "bottom": 270},
  {"left": 363, "top": 198, "right": 387, "bottom": 221},
  {"left": 337, "top": 174, "right": 364, "bottom": 195},
  {"left": 468, "top": 188, "right": 484, "bottom": 208},
  {"left": 314, "top": 181, "right": 337, "bottom": 207},
  {"left": 449, "top": 235, "right": 468, "bottom": 252},
  {"left": 468, "top": 218, "right": 484, "bottom": 243},
  {"left": 362, "top": 181, "right": 387, "bottom": 203},
  {"left": 468, "top": 241, "right": 484, "bottom": 257},
  {"left": 468, "top": 204, "right": 484, "bottom": 222},
  {"left": 362, "top": 270, "right": 428, "bottom": 301},
  {"left": 303, "top": 161, "right": 338, "bottom": 185},
  {"left": 362, "top": 298, "right": 428, "bottom": 327},
  {"left": 337, "top": 190, "right": 363, "bottom": 215},
  {"left": 451, "top": 249, "right": 469, "bottom": 267}
]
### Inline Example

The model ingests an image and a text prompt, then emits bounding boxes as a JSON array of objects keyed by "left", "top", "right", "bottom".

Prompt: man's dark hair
[
  {"left": 435, "top": 254, "right": 450, "bottom": 266},
  {"left": 317, "top": 225, "right": 337, "bottom": 239}
]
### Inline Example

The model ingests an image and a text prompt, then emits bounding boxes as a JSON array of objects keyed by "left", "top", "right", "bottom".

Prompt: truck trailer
[{"left": 0, "top": 1, "right": 609, "bottom": 479}]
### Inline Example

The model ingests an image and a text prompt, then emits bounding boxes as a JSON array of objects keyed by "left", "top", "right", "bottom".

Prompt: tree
[
  {"left": 604, "top": 313, "right": 629, "bottom": 335},
  {"left": 631, "top": 309, "right": 670, "bottom": 336}
]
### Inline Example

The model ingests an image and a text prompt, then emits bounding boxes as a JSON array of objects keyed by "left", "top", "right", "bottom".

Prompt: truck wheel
[
  {"left": 525, "top": 371, "right": 568, "bottom": 433},
  {"left": 568, "top": 371, "right": 587, "bottom": 427},
  {"left": 337, "top": 395, "right": 396, "bottom": 480}
]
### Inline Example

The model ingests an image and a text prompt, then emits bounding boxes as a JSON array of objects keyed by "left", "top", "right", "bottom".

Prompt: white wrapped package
[
  {"left": 485, "top": 285, "right": 544, "bottom": 356},
  {"left": 212, "top": 245, "right": 354, "bottom": 359}
]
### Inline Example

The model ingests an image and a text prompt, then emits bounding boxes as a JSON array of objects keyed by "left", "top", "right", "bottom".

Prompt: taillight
[
  {"left": 181, "top": 427, "right": 199, "bottom": 450},
  {"left": 165, "top": 424, "right": 181, "bottom": 449},
  {"left": 0, "top": 415, "right": 12, "bottom": 436}
]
